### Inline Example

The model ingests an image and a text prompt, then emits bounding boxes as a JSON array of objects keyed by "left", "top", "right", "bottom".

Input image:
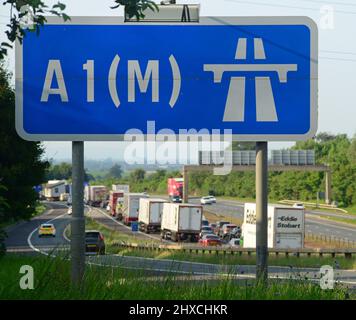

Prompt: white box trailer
[
  {"left": 161, "top": 203, "right": 202, "bottom": 242},
  {"left": 122, "top": 193, "right": 149, "bottom": 225},
  {"left": 44, "top": 180, "right": 66, "bottom": 201},
  {"left": 84, "top": 185, "right": 108, "bottom": 207},
  {"left": 112, "top": 184, "right": 130, "bottom": 194},
  {"left": 138, "top": 198, "right": 167, "bottom": 233},
  {"left": 242, "top": 203, "right": 305, "bottom": 249}
]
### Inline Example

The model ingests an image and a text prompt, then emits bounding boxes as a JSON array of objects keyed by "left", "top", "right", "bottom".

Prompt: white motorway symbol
[{"left": 204, "top": 38, "right": 298, "bottom": 122}]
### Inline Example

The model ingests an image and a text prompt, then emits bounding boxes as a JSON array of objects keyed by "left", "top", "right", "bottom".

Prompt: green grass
[
  {"left": 321, "top": 216, "right": 356, "bottom": 226},
  {"left": 117, "top": 248, "right": 356, "bottom": 270},
  {"left": 0, "top": 254, "right": 351, "bottom": 300},
  {"left": 83, "top": 217, "right": 356, "bottom": 269},
  {"left": 344, "top": 204, "right": 356, "bottom": 215}
]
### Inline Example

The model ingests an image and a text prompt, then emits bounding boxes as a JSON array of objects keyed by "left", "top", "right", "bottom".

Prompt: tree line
[{"left": 95, "top": 133, "right": 356, "bottom": 209}]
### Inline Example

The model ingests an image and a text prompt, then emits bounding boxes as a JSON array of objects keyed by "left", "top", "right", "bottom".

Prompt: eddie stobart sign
[
  {"left": 16, "top": 16, "right": 317, "bottom": 142},
  {"left": 276, "top": 215, "right": 302, "bottom": 230},
  {"left": 243, "top": 203, "right": 305, "bottom": 233}
]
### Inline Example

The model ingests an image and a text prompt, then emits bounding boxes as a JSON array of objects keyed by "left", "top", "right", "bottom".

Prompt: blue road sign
[
  {"left": 16, "top": 17, "right": 318, "bottom": 141},
  {"left": 131, "top": 222, "right": 139, "bottom": 232},
  {"left": 33, "top": 185, "right": 42, "bottom": 193}
]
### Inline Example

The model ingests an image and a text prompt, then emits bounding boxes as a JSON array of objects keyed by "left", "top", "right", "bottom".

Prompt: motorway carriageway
[
  {"left": 187, "top": 198, "right": 356, "bottom": 243},
  {"left": 4, "top": 201, "right": 356, "bottom": 287}
]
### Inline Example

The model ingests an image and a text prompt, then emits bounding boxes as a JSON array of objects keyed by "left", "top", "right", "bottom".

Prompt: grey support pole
[
  {"left": 71, "top": 141, "right": 85, "bottom": 286},
  {"left": 255, "top": 141, "right": 268, "bottom": 283},
  {"left": 183, "top": 166, "right": 188, "bottom": 203},
  {"left": 325, "top": 170, "right": 332, "bottom": 205}
]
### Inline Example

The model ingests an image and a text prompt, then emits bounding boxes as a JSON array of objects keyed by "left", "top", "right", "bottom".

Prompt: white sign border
[{"left": 15, "top": 16, "right": 318, "bottom": 142}]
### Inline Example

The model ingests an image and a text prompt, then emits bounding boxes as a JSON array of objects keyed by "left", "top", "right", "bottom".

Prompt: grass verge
[
  {"left": 85, "top": 217, "right": 356, "bottom": 270},
  {"left": 319, "top": 216, "right": 356, "bottom": 226},
  {"left": 0, "top": 253, "right": 352, "bottom": 300},
  {"left": 117, "top": 248, "right": 356, "bottom": 270}
]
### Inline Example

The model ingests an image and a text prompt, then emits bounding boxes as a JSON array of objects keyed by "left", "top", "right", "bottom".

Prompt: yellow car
[{"left": 38, "top": 223, "right": 56, "bottom": 237}]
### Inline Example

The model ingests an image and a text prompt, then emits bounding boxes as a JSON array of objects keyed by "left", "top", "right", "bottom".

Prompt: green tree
[
  {"left": 46, "top": 162, "right": 94, "bottom": 182},
  {"left": 46, "top": 162, "right": 72, "bottom": 180},
  {"left": 107, "top": 164, "right": 123, "bottom": 179},
  {"left": 0, "top": 184, "right": 9, "bottom": 257},
  {"left": 0, "top": 64, "right": 49, "bottom": 223},
  {"left": 293, "top": 133, "right": 355, "bottom": 206},
  {"left": 349, "top": 134, "right": 356, "bottom": 164},
  {"left": 129, "top": 168, "right": 145, "bottom": 183},
  {"left": 1, "top": 0, "right": 157, "bottom": 58}
]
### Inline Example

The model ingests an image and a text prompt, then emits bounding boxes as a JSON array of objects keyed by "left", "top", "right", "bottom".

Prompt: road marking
[
  {"left": 63, "top": 225, "right": 71, "bottom": 242},
  {"left": 27, "top": 209, "right": 68, "bottom": 255},
  {"left": 91, "top": 207, "right": 167, "bottom": 242}
]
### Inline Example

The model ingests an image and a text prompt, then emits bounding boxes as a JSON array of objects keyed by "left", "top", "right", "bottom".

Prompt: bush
[{"left": 0, "top": 229, "right": 6, "bottom": 257}]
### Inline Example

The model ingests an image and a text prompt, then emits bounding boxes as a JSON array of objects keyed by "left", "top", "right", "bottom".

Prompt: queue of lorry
[
  {"left": 80, "top": 182, "right": 240, "bottom": 244},
  {"left": 74, "top": 179, "right": 305, "bottom": 249},
  {"left": 81, "top": 183, "right": 203, "bottom": 243}
]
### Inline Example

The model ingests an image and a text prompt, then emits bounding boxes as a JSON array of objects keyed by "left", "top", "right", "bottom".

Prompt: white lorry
[
  {"left": 242, "top": 203, "right": 305, "bottom": 249},
  {"left": 43, "top": 180, "right": 66, "bottom": 201},
  {"left": 161, "top": 203, "right": 202, "bottom": 242},
  {"left": 122, "top": 193, "right": 149, "bottom": 225},
  {"left": 138, "top": 198, "right": 167, "bottom": 233},
  {"left": 84, "top": 185, "right": 108, "bottom": 207}
]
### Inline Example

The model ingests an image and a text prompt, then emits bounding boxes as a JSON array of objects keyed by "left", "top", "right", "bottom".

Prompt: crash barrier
[
  {"left": 278, "top": 199, "right": 349, "bottom": 214},
  {"left": 112, "top": 242, "right": 356, "bottom": 259}
]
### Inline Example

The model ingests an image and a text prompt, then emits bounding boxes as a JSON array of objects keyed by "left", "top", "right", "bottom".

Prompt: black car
[
  {"left": 171, "top": 195, "right": 182, "bottom": 203},
  {"left": 85, "top": 230, "right": 105, "bottom": 255}
]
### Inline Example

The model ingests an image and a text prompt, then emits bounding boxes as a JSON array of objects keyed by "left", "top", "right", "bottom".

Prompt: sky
[{"left": 1, "top": 0, "right": 355, "bottom": 161}]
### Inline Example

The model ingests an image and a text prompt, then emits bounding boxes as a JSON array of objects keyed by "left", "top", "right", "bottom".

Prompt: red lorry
[
  {"left": 167, "top": 178, "right": 183, "bottom": 203},
  {"left": 109, "top": 191, "right": 124, "bottom": 217}
]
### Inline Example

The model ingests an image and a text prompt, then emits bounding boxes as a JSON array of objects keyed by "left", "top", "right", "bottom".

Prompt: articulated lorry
[
  {"left": 109, "top": 190, "right": 124, "bottom": 217},
  {"left": 161, "top": 203, "right": 202, "bottom": 242},
  {"left": 138, "top": 198, "right": 167, "bottom": 233},
  {"left": 167, "top": 178, "right": 183, "bottom": 202},
  {"left": 242, "top": 203, "right": 305, "bottom": 249},
  {"left": 121, "top": 193, "right": 149, "bottom": 225},
  {"left": 84, "top": 185, "right": 108, "bottom": 207}
]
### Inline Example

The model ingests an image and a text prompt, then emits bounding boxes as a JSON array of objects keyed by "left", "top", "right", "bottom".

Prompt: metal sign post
[
  {"left": 255, "top": 142, "right": 268, "bottom": 283},
  {"left": 71, "top": 141, "right": 85, "bottom": 286}
]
